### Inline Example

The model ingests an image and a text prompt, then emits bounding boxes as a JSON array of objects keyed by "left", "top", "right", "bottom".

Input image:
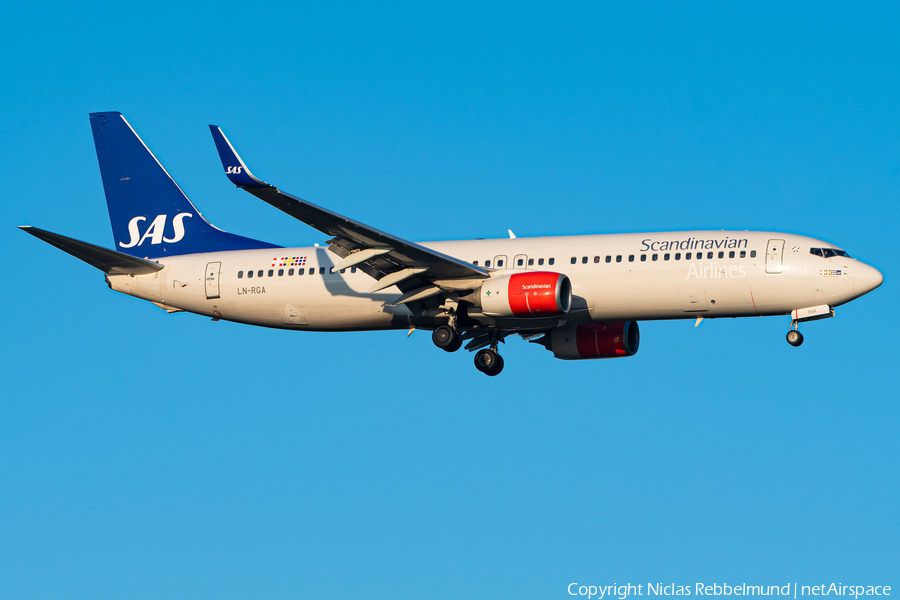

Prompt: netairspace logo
[{"left": 567, "top": 583, "right": 892, "bottom": 600}]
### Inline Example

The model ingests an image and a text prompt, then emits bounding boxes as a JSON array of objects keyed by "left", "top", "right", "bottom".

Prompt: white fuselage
[{"left": 108, "top": 231, "right": 878, "bottom": 331}]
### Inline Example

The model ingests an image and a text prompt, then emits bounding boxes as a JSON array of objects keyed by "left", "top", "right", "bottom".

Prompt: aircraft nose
[{"left": 854, "top": 262, "right": 884, "bottom": 296}]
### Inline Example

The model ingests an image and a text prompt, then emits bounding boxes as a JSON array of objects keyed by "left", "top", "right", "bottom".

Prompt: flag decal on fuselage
[{"left": 272, "top": 256, "right": 307, "bottom": 267}]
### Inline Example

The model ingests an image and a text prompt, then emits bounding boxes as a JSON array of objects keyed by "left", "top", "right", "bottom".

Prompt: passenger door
[
  {"left": 766, "top": 240, "right": 784, "bottom": 274},
  {"left": 205, "top": 262, "right": 221, "bottom": 299}
]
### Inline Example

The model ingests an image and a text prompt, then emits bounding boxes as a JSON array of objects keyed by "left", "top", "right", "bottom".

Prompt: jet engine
[
  {"left": 477, "top": 272, "right": 572, "bottom": 318},
  {"left": 546, "top": 321, "right": 640, "bottom": 359}
]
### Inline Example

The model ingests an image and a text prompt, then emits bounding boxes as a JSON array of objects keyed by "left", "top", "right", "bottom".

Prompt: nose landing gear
[
  {"left": 785, "top": 305, "right": 834, "bottom": 347},
  {"left": 786, "top": 329, "right": 804, "bottom": 347}
]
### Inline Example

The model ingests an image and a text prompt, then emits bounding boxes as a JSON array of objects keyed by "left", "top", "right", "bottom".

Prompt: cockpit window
[{"left": 810, "top": 247, "right": 851, "bottom": 259}]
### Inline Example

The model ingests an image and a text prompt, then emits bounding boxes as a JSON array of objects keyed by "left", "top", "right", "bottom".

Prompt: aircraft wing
[
  {"left": 19, "top": 226, "right": 164, "bottom": 275},
  {"left": 209, "top": 126, "right": 489, "bottom": 296}
]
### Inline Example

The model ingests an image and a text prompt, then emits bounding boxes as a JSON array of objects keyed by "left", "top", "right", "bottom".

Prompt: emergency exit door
[
  {"left": 205, "top": 262, "right": 221, "bottom": 299},
  {"left": 766, "top": 240, "right": 784, "bottom": 274}
]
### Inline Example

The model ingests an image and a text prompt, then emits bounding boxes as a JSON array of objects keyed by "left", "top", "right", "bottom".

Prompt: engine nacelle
[
  {"left": 548, "top": 321, "right": 640, "bottom": 360},
  {"left": 478, "top": 272, "right": 572, "bottom": 318}
]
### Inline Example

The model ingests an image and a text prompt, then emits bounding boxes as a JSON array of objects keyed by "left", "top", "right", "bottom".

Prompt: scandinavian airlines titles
[{"left": 641, "top": 236, "right": 749, "bottom": 252}]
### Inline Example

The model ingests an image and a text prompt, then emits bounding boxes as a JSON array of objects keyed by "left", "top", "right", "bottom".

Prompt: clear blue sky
[{"left": 1, "top": 2, "right": 897, "bottom": 598}]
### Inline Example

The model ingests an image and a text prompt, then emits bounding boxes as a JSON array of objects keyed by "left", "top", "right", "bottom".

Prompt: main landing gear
[
  {"left": 432, "top": 325, "right": 462, "bottom": 352},
  {"left": 474, "top": 348, "right": 504, "bottom": 376},
  {"left": 431, "top": 324, "right": 505, "bottom": 376}
]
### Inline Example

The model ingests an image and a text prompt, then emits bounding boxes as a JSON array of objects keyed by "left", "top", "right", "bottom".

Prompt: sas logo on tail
[
  {"left": 226, "top": 166, "right": 243, "bottom": 174},
  {"left": 120, "top": 213, "right": 193, "bottom": 248}
]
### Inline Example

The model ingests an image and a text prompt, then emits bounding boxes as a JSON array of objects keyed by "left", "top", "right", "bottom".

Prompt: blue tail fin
[{"left": 90, "top": 112, "right": 279, "bottom": 257}]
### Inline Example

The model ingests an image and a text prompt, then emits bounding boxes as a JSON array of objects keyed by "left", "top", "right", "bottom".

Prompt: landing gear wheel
[
  {"left": 474, "top": 349, "right": 504, "bottom": 376},
  {"left": 786, "top": 330, "right": 804, "bottom": 347},
  {"left": 432, "top": 325, "right": 461, "bottom": 352},
  {"left": 493, "top": 354, "right": 504, "bottom": 376}
]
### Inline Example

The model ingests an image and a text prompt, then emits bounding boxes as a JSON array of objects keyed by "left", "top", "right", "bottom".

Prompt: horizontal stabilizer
[{"left": 19, "top": 226, "right": 165, "bottom": 275}]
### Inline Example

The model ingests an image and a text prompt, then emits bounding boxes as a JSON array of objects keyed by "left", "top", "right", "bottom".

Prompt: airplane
[{"left": 19, "top": 112, "right": 883, "bottom": 376}]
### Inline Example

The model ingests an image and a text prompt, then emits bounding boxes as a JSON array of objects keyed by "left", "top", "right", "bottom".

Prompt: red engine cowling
[
  {"left": 549, "top": 321, "right": 640, "bottom": 359},
  {"left": 478, "top": 272, "right": 572, "bottom": 318}
]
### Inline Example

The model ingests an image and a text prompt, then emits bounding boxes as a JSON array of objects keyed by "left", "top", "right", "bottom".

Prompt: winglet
[{"left": 208, "top": 125, "right": 270, "bottom": 188}]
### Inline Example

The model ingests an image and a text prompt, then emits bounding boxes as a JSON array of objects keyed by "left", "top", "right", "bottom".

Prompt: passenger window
[
  {"left": 247, "top": 270, "right": 253, "bottom": 278},
  {"left": 288, "top": 268, "right": 294, "bottom": 276},
  {"left": 740, "top": 251, "right": 746, "bottom": 258},
  {"left": 675, "top": 253, "right": 681, "bottom": 260},
  {"left": 319, "top": 267, "right": 325, "bottom": 274},
  {"left": 238, "top": 271, "right": 244, "bottom": 278},
  {"left": 549, "top": 258, "right": 555, "bottom": 265},
  {"left": 258, "top": 270, "right": 264, "bottom": 277},
  {"left": 628, "top": 255, "right": 634, "bottom": 262},
  {"left": 616, "top": 255, "right": 622, "bottom": 263},
  {"left": 707, "top": 252, "right": 713, "bottom": 259},
  {"left": 686, "top": 252, "right": 692, "bottom": 260},
  {"left": 309, "top": 269, "right": 314, "bottom": 275},
  {"left": 340, "top": 269, "right": 345, "bottom": 273},
  {"left": 497, "top": 259, "right": 504, "bottom": 267},
  {"left": 538, "top": 258, "right": 544, "bottom": 265},
  {"left": 652, "top": 254, "right": 658, "bottom": 261},
  {"left": 571, "top": 257, "right": 577, "bottom": 264},
  {"left": 664, "top": 253, "right": 670, "bottom": 261},
  {"left": 351, "top": 267, "right": 357, "bottom": 273},
  {"left": 528, "top": 258, "right": 534, "bottom": 266},
  {"left": 517, "top": 258, "right": 524, "bottom": 266},
  {"left": 298, "top": 268, "right": 305, "bottom": 275},
  {"left": 594, "top": 256, "right": 600, "bottom": 263},
  {"left": 268, "top": 270, "right": 274, "bottom": 277},
  {"left": 605, "top": 255, "right": 611, "bottom": 263},
  {"left": 750, "top": 250, "right": 757, "bottom": 258},
  {"left": 641, "top": 254, "right": 647, "bottom": 262},
  {"left": 278, "top": 269, "right": 284, "bottom": 276},
  {"left": 582, "top": 256, "right": 588, "bottom": 264},
  {"left": 729, "top": 251, "right": 735, "bottom": 258},
  {"left": 485, "top": 260, "right": 491, "bottom": 267},
  {"left": 473, "top": 260, "right": 479, "bottom": 266}
]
